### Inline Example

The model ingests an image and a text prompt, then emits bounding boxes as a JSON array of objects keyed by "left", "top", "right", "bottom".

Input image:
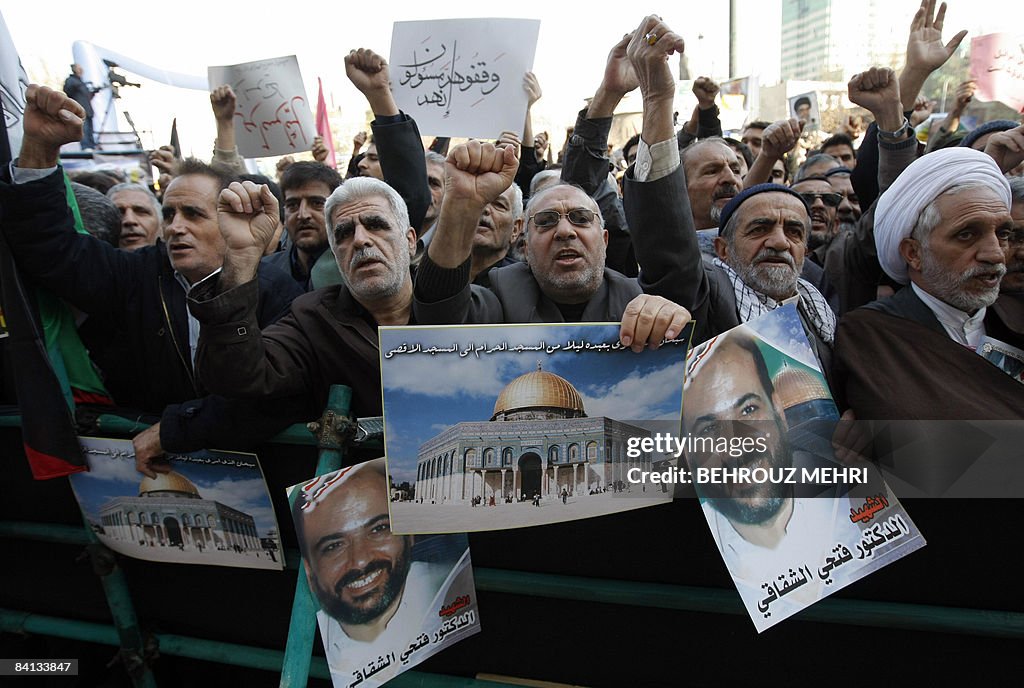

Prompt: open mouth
[
  {"left": 555, "top": 249, "right": 583, "bottom": 265},
  {"left": 355, "top": 259, "right": 383, "bottom": 271},
  {"left": 972, "top": 273, "right": 1002, "bottom": 288}
]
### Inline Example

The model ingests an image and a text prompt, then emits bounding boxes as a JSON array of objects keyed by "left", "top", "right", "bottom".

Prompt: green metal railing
[{"left": 2, "top": 386, "right": 1023, "bottom": 687}]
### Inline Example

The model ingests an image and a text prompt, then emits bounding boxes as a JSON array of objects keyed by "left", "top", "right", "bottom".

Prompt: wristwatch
[{"left": 877, "top": 117, "right": 911, "bottom": 141}]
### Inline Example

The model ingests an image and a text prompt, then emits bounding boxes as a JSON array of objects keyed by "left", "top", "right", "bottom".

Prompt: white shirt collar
[{"left": 911, "top": 282, "right": 987, "bottom": 349}]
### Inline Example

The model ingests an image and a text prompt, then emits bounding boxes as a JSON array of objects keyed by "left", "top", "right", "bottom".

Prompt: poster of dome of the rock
[{"left": 379, "top": 322, "right": 692, "bottom": 534}]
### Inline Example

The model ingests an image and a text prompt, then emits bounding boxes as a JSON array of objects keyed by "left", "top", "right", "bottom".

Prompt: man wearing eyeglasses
[
  {"left": 789, "top": 176, "right": 840, "bottom": 251},
  {"left": 413, "top": 139, "right": 691, "bottom": 351}
]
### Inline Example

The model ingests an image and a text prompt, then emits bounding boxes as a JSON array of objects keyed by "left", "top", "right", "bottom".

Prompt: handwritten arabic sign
[
  {"left": 684, "top": 304, "right": 925, "bottom": 632},
  {"left": 288, "top": 459, "right": 478, "bottom": 688},
  {"left": 970, "top": 33, "right": 1024, "bottom": 113},
  {"left": 389, "top": 18, "right": 541, "bottom": 138},
  {"left": 208, "top": 55, "right": 315, "bottom": 158},
  {"left": 68, "top": 436, "right": 284, "bottom": 570}
]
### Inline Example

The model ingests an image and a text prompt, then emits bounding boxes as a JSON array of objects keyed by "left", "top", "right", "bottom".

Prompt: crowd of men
[
  {"left": 2, "top": 4, "right": 1021, "bottom": 481},
  {"left": 0, "top": 1, "right": 1021, "bottom": 664}
]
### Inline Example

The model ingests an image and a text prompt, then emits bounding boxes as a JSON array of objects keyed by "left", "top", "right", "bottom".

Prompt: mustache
[
  {"left": 753, "top": 248, "right": 796, "bottom": 268},
  {"left": 962, "top": 263, "right": 1007, "bottom": 281},
  {"left": 349, "top": 246, "right": 388, "bottom": 270},
  {"left": 335, "top": 560, "right": 390, "bottom": 594},
  {"left": 713, "top": 184, "right": 740, "bottom": 201}
]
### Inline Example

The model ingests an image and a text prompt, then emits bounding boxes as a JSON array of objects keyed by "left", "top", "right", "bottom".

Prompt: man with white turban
[{"left": 832, "top": 147, "right": 1024, "bottom": 419}]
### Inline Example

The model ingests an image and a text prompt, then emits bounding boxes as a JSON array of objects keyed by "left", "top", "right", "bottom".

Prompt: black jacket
[{"left": 0, "top": 168, "right": 302, "bottom": 414}]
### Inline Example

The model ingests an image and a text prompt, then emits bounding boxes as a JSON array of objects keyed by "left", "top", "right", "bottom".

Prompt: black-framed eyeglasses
[
  {"left": 529, "top": 208, "right": 597, "bottom": 229},
  {"left": 798, "top": 192, "right": 842, "bottom": 208}
]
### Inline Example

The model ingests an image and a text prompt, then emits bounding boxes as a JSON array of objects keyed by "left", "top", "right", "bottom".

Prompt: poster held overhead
[
  {"left": 208, "top": 55, "right": 316, "bottom": 158},
  {"left": 389, "top": 18, "right": 541, "bottom": 138}
]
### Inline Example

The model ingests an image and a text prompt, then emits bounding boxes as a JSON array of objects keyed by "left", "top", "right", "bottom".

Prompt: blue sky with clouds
[
  {"left": 380, "top": 323, "right": 690, "bottom": 483},
  {"left": 69, "top": 438, "right": 280, "bottom": 537}
]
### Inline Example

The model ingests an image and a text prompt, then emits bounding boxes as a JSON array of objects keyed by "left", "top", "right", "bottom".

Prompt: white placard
[
  {"left": 389, "top": 18, "right": 540, "bottom": 138},
  {"left": 208, "top": 55, "right": 315, "bottom": 158}
]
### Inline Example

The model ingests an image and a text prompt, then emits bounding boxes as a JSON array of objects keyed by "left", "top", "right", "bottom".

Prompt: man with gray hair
[
  {"left": 621, "top": 16, "right": 835, "bottom": 368},
  {"left": 833, "top": 147, "right": 1024, "bottom": 419},
  {"left": 414, "top": 138, "right": 691, "bottom": 351},
  {"left": 189, "top": 175, "right": 419, "bottom": 420},
  {"left": 107, "top": 182, "right": 161, "bottom": 250},
  {"left": 422, "top": 150, "right": 446, "bottom": 237}
]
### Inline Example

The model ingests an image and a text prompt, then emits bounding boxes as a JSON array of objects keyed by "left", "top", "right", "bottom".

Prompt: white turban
[{"left": 874, "top": 147, "right": 1011, "bottom": 285}]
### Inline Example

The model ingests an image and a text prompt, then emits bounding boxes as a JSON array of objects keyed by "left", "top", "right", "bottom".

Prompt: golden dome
[
  {"left": 773, "top": 362, "right": 830, "bottom": 410},
  {"left": 492, "top": 364, "right": 585, "bottom": 420},
  {"left": 139, "top": 471, "right": 201, "bottom": 498}
]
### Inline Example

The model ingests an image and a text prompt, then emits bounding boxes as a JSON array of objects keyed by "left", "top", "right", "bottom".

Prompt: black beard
[
  {"left": 314, "top": 541, "right": 413, "bottom": 625},
  {"left": 705, "top": 417, "right": 794, "bottom": 525}
]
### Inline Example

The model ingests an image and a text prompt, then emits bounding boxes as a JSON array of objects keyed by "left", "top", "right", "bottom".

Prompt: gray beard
[
  {"left": 726, "top": 250, "right": 801, "bottom": 301},
  {"left": 341, "top": 244, "right": 409, "bottom": 300},
  {"left": 919, "top": 248, "right": 1004, "bottom": 313}
]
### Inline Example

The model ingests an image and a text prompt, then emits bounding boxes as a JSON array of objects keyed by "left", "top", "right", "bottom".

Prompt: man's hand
[
  {"left": 345, "top": 48, "right": 398, "bottom": 117},
  {"left": 900, "top": 0, "right": 967, "bottom": 111},
  {"left": 20, "top": 85, "right": 84, "bottom": 168},
  {"left": 133, "top": 423, "right": 171, "bottom": 479},
  {"left": 495, "top": 131, "right": 522, "bottom": 158},
  {"left": 692, "top": 77, "right": 719, "bottom": 110},
  {"left": 345, "top": 48, "right": 389, "bottom": 93},
  {"left": 619, "top": 295, "right": 691, "bottom": 353},
  {"left": 217, "top": 181, "right": 280, "bottom": 286},
  {"left": 430, "top": 141, "right": 519, "bottom": 269},
  {"left": 848, "top": 67, "right": 903, "bottom": 131},
  {"left": 601, "top": 32, "right": 640, "bottom": 98},
  {"left": 831, "top": 409, "right": 873, "bottom": 465},
  {"left": 210, "top": 85, "right": 237, "bottom": 122},
  {"left": 953, "top": 80, "right": 975, "bottom": 113},
  {"left": 444, "top": 140, "right": 519, "bottom": 208},
  {"left": 534, "top": 131, "right": 549, "bottom": 159},
  {"left": 905, "top": 0, "right": 967, "bottom": 76},
  {"left": 311, "top": 135, "right": 329, "bottom": 163},
  {"left": 909, "top": 95, "right": 935, "bottom": 126},
  {"left": 150, "top": 145, "right": 180, "bottom": 177},
  {"left": 524, "top": 72, "right": 542, "bottom": 107},
  {"left": 984, "top": 125, "right": 1024, "bottom": 173},
  {"left": 352, "top": 130, "right": 367, "bottom": 152},
  {"left": 760, "top": 119, "right": 803, "bottom": 161},
  {"left": 626, "top": 15, "right": 685, "bottom": 104},
  {"left": 275, "top": 155, "right": 295, "bottom": 179}
]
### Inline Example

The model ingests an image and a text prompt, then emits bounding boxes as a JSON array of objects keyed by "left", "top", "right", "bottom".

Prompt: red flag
[{"left": 315, "top": 77, "right": 337, "bottom": 169}]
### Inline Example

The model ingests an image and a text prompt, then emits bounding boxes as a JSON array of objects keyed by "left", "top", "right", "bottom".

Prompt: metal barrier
[{"left": 1, "top": 387, "right": 1022, "bottom": 687}]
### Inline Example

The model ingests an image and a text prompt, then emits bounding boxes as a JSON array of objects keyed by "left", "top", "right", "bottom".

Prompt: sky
[
  {"left": 69, "top": 438, "right": 281, "bottom": 536},
  {"left": 4, "top": 2, "right": 733, "bottom": 159},
  {"left": 379, "top": 323, "right": 690, "bottom": 483},
  {"left": 2, "top": 1, "right": 1007, "bottom": 163}
]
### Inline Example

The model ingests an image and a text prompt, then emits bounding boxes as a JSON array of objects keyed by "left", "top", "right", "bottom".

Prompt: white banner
[
  {"left": 0, "top": 10, "right": 28, "bottom": 157},
  {"left": 208, "top": 55, "right": 316, "bottom": 158},
  {"left": 389, "top": 18, "right": 540, "bottom": 138}
]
